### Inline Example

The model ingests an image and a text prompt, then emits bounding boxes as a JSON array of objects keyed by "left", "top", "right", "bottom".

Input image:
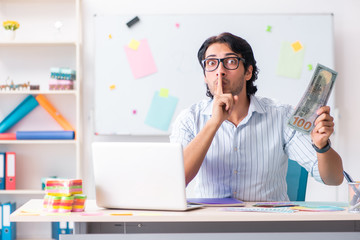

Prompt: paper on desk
[
  {"left": 290, "top": 206, "right": 345, "bottom": 212},
  {"left": 252, "top": 202, "right": 298, "bottom": 207},
  {"left": 221, "top": 207, "right": 295, "bottom": 213}
]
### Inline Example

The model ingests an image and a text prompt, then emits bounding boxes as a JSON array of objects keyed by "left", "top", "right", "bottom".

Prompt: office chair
[{"left": 286, "top": 159, "right": 308, "bottom": 201}]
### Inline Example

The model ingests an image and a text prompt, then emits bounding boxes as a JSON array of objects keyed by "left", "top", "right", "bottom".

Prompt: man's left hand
[{"left": 311, "top": 106, "right": 334, "bottom": 149}]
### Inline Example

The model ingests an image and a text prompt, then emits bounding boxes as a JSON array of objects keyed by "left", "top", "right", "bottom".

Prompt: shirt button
[
  {"left": 233, "top": 170, "right": 238, "bottom": 174},
  {"left": 233, "top": 191, "right": 237, "bottom": 195},
  {"left": 234, "top": 147, "right": 238, "bottom": 151}
]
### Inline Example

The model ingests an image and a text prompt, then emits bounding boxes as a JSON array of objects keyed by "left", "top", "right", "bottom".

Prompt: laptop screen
[{"left": 92, "top": 142, "right": 190, "bottom": 210}]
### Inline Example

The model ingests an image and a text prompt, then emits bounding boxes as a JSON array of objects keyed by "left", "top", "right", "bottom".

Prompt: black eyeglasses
[{"left": 201, "top": 57, "right": 245, "bottom": 72}]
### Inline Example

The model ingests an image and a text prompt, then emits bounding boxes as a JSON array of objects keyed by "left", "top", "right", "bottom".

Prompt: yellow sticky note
[
  {"left": 109, "top": 34, "right": 112, "bottom": 39},
  {"left": 109, "top": 84, "right": 116, "bottom": 90},
  {"left": 291, "top": 41, "right": 303, "bottom": 52},
  {"left": 17, "top": 213, "right": 40, "bottom": 216},
  {"left": 110, "top": 213, "right": 133, "bottom": 216},
  {"left": 159, "top": 88, "right": 169, "bottom": 98},
  {"left": 128, "top": 39, "right": 140, "bottom": 50}
]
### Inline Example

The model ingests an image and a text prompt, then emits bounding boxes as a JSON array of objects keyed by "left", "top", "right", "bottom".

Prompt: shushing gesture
[{"left": 211, "top": 76, "right": 238, "bottom": 124}]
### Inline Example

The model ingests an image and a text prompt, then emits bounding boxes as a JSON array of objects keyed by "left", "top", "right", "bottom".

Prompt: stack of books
[{"left": 49, "top": 67, "right": 76, "bottom": 90}]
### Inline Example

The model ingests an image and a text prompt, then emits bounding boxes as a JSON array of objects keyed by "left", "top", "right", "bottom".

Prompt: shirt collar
[{"left": 201, "top": 95, "right": 266, "bottom": 116}]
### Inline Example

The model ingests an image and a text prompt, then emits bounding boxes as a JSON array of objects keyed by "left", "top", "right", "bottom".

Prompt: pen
[
  {"left": 343, "top": 170, "right": 354, "bottom": 183},
  {"left": 343, "top": 171, "right": 360, "bottom": 205}
]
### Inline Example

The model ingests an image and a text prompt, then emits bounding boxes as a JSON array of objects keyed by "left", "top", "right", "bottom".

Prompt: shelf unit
[
  {"left": 0, "top": 0, "right": 81, "bottom": 239},
  {"left": 0, "top": 190, "right": 44, "bottom": 195}
]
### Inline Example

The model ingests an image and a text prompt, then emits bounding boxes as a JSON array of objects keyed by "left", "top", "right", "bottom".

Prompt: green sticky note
[
  {"left": 266, "top": 25, "right": 272, "bottom": 32},
  {"left": 145, "top": 91, "right": 178, "bottom": 131},
  {"left": 276, "top": 41, "right": 305, "bottom": 79},
  {"left": 159, "top": 88, "right": 169, "bottom": 98},
  {"left": 308, "top": 64, "right": 313, "bottom": 71}
]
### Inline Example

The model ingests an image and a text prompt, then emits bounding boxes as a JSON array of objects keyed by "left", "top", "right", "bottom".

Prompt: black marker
[
  {"left": 126, "top": 16, "right": 140, "bottom": 28},
  {"left": 343, "top": 170, "right": 354, "bottom": 183}
]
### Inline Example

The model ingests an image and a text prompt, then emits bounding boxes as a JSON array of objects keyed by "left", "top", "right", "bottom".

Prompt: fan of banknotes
[{"left": 288, "top": 64, "right": 337, "bottom": 134}]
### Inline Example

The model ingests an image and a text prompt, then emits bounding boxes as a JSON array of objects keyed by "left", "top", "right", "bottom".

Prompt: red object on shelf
[{"left": 0, "top": 133, "right": 16, "bottom": 140}]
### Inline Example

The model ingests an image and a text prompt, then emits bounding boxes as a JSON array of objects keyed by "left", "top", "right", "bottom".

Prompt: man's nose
[{"left": 216, "top": 62, "right": 226, "bottom": 77}]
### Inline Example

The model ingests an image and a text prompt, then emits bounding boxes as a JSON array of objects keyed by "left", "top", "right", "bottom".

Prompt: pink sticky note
[
  {"left": 80, "top": 212, "right": 104, "bottom": 216},
  {"left": 124, "top": 39, "right": 157, "bottom": 79}
]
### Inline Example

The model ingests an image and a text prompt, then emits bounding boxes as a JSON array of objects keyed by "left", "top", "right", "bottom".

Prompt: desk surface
[{"left": 10, "top": 199, "right": 360, "bottom": 223}]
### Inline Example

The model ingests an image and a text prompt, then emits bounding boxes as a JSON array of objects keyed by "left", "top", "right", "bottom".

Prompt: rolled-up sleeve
[{"left": 169, "top": 109, "right": 196, "bottom": 148}]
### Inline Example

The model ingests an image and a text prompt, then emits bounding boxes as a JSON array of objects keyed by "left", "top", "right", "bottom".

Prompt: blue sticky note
[{"left": 145, "top": 91, "right": 178, "bottom": 131}]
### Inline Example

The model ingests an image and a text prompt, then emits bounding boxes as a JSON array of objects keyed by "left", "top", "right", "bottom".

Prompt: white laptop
[{"left": 92, "top": 142, "right": 201, "bottom": 211}]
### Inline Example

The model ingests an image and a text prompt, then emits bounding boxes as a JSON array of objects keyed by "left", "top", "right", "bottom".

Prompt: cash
[{"left": 288, "top": 64, "right": 337, "bottom": 134}]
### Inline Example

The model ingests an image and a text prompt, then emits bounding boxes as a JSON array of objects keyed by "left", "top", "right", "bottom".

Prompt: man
[{"left": 170, "top": 32, "right": 343, "bottom": 201}]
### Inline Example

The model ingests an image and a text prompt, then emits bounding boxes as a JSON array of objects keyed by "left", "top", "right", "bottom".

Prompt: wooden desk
[{"left": 11, "top": 199, "right": 360, "bottom": 240}]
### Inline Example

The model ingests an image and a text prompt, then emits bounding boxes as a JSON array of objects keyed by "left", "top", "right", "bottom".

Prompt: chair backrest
[{"left": 286, "top": 159, "right": 308, "bottom": 201}]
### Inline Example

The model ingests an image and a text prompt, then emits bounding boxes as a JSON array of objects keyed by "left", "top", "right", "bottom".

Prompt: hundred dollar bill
[{"left": 288, "top": 64, "right": 337, "bottom": 134}]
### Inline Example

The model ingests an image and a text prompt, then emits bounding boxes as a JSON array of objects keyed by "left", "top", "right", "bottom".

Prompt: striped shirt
[{"left": 170, "top": 95, "right": 323, "bottom": 201}]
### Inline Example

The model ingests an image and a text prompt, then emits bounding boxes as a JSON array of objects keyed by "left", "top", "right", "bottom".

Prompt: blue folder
[
  {"left": 52, "top": 222, "right": 70, "bottom": 240},
  {"left": 16, "top": 131, "right": 75, "bottom": 140},
  {"left": 0, "top": 95, "right": 39, "bottom": 133},
  {"left": 0, "top": 153, "right": 5, "bottom": 189},
  {"left": 2, "top": 202, "right": 16, "bottom": 240}
]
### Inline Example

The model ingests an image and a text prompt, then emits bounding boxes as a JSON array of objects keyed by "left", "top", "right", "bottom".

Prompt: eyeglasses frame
[{"left": 201, "top": 56, "right": 246, "bottom": 72}]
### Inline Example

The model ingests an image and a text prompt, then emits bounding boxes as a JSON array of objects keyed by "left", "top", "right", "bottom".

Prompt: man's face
[{"left": 203, "top": 43, "right": 252, "bottom": 97}]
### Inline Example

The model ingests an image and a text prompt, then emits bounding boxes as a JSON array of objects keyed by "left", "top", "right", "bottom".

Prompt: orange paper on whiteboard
[{"left": 36, "top": 94, "right": 74, "bottom": 131}]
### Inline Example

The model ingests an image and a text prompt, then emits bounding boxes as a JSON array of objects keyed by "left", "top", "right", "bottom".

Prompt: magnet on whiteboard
[{"left": 126, "top": 16, "right": 140, "bottom": 28}]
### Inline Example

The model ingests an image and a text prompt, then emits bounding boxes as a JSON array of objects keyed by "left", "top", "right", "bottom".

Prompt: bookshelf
[
  {"left": 0, "top": 0, "right": 81, "bottom": 239},
  {"left": 0, "top": 190, "right": 44, "bottom": 195}
]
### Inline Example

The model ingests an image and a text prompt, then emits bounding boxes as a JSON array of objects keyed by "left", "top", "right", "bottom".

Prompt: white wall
[{"left": 81, "top": 0, "right": 360, "bottom": 202}]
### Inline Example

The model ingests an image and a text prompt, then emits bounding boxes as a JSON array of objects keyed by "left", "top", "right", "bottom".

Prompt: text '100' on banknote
[{"left": 288, "top": 64, "right": 337, "bottom": 134}]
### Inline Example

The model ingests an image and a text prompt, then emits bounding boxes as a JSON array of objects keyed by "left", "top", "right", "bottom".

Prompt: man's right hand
[{"left": 211, "top": 76, "right": 238, "bottom": 125}]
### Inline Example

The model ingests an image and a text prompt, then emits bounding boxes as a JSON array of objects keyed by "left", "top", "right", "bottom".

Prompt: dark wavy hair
[{"left": 197, "top": 32, "right": 259, "bottom": 98}]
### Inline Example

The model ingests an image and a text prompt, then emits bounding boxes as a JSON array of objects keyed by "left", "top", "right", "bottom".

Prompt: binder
[
  {"left": 16, "top": 131, "right": 75, "bottom": 140},
  {"left": 187, "top": 198, "right": 245, "bottom": 207},
  {"left": 2, "top": 202, "right": 16, "bottom": 240},
  {"left": 5, "top": 152, "right": 16, "bottom": 190},
  {"left": 0, "top": 152, "right": 5, "bottom": 189},
  {"left": 67, "top": 221, "right": 74, "bottom": 234},
  {"left": 51, "top": 221, "right": 68, "bottom": 240},
  {"left": 0, "top": 204, "right": 2, "bottom": 239},
  {"left": 0, "top": 95, "right": 39, "bottom": 133}
]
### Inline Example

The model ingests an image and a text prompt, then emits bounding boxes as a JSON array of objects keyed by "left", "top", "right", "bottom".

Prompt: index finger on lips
[{"left": 216, "top": 76, "right": 223, "bottom": 95}]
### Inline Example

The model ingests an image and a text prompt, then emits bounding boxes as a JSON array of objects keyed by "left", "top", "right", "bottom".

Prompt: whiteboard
[{"left": 94, "top": 14, "right": 334, "bottom": 135}]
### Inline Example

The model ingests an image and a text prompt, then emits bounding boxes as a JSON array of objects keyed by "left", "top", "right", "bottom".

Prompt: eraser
[{"left": 126, "top": 16, "right": 140, "bottom": 28}]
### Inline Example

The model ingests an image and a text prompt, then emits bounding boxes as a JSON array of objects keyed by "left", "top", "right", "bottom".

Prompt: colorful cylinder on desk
[
  {"left": 59, "top": 196, "right": 74, "bottom": 213},
  {"left": 72, "top": 194, "right": 87, "bottom": 212},
  {"left": 45, "top": 179, "right": 82, "bottom": 196},
  {"left": 43, "top": 195, "right": 50, "bottom": 210},
  {"left": 0, "top": 95, "right": 38, "bottom": 133},
  {"left": 45, "top": 195, "right": 62, "bottom": 212}
]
